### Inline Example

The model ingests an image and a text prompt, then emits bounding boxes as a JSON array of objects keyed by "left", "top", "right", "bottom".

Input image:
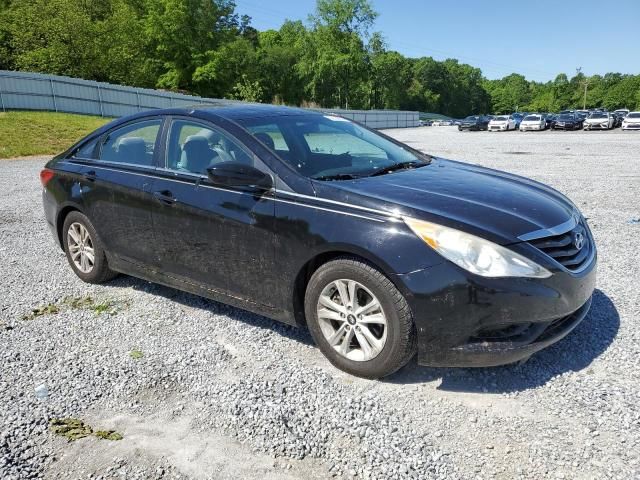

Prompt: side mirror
[{"left": 206, "top": 162, "right": 273, "bottom": 191}]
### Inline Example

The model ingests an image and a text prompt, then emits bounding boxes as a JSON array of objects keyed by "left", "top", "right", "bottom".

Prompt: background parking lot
[{"left": 1, "top": 127, "right": 639, "bottom": 479}]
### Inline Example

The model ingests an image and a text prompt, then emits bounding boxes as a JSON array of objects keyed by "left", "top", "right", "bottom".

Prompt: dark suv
[{"left": 458, "top": 115, "right": 491, "bottom": 131}]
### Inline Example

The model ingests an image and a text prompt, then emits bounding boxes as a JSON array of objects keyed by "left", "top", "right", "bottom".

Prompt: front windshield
[
  {"left": 558, "top": 114, "right": 574, "bottom": 120},
  {"left": 464, "top": 116, "right": 479, "bottom": 121},
  {"left": 590, "top": 113, "right": 607, "bottom": 119},
  {"left": 627, "top": 113, "right": 640, "bottom": 119},
  {"left": 494, "top": 116, "right": 508, "bottom": 121},
  {"left": 238, "top": 114, "right": 429, "bottom": 180},
  {"left": 524, "top": 115, "right": 540, "bottom": 121}
]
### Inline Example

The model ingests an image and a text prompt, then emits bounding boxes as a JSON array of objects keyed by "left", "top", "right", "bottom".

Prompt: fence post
[
  {"left": 97, "top": 85, "right": 104, "bottom": 117},
  {"left": 136, "top": 90, "right": 141, "bottom": 112},
  {"left": 0, "top": 78, "right": 5, "bottom": 112},
  {"left": 50, "top": 79, "right": 58, "bottom": 112}
]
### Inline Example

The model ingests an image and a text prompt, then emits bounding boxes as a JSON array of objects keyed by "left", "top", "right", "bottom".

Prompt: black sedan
[
  {"left": 458, "top": 115, "right": 491, "bottom": 131},
  {"left": 552, "top": 113, "right": 584, "bottom": 130},
  {"left": 41, "top": 105, "right": 596, "bottom": 378}
]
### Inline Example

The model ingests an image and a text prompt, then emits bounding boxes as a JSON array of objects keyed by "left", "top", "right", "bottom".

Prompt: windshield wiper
[
  {"left": 368, "top": 161, "right": 427, "bottom": 177},
  {"left": 313, "top": 173, "right": 360, "bottom": 181}
]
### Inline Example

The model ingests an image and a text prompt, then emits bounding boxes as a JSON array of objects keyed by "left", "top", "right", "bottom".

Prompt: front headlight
[{"left": 404, "top": 218, "right": 551, "bottom": 278}]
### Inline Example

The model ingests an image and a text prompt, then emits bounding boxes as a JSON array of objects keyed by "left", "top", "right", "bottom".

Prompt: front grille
[{"left": 528, "top": 219, "right": 593, "bottom": 272}]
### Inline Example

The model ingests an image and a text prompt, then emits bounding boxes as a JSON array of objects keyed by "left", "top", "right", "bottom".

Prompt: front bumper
[
  {"left": 488, "top": 124, "right": 508, "bottom": 131},
  {"left": 622, "top": 123, "right": 640, "bottom": 130},
  {"left": 584, "top": 123, "right": 609, "bottom": 130},
  {"left": 520, "top": 125, "right": 543, "bottom": 131},
  {"left": 396, "top": 251, "right": 597, "bottom": 367}
]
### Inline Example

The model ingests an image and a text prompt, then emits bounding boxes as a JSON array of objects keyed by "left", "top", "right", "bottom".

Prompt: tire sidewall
[{"left": 305, "top": 261, "right": 412, "bottom": 378}]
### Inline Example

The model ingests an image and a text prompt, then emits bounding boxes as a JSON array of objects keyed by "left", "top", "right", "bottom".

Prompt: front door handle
[{"left": 153, "top": 190, "right": 177, "bottom": 205}]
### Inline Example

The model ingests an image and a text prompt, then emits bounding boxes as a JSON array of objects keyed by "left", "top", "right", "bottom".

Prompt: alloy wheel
[
  {"left": 67, "top": 222, "right": 95, "bottom": 273},
  {"left": 316, "top": 279, "right": 388, "bottom": 362}
]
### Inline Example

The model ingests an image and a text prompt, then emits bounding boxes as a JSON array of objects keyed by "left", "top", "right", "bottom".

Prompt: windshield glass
[
  {"left": 524, "top": 115, "right": 540, "bottom": 121},
  {"left": 627, "top": 113, "right": 640, "bottom": 118},
  {"left": 238, "top": 114, "right": 428, "bottom": 180},
  {"left": 493, "top": 116, "right": 508, "bottom": 121},
  {"left": 558, "top": 114, "right": 574, "bottom": 120},
  {"left": 464, "top": 116, "right": 478, "bottom": 121},
  {"left": 590, "top": 113, "right": 607, "bottom": 119}
]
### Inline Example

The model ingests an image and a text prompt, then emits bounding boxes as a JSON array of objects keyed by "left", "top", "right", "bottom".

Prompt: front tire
[
  {"left": 304, "top": 257, "right": 417, "bottom": 379},
  {"left": 63, "top": 211, "right": 117, "bottom": 284}
]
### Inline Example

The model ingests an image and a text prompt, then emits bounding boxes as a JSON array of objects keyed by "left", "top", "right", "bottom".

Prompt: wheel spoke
[
  {"left": 71, "top": 250, "right": 81, "bottom": 261},
  {"left": 326, "top": 323, "right": 348, "bottom": 346},
  {"left": 84, "top": 247, "right": 95, "bottom": 263},
  {"left": 317, "top": 307, "right": 343, "bottom": 322},
  {"left": 358, "top": 325, "right": 384, "bottom": 355},
  {"left": 318, "top": 294, "right": 346, "bottom": 315},
  {"left": 334, "top": 280, "right": 350, "bottom": 308},
  {"left": 68, "top": 227, "right": 81, "bottom": 244},
  {"left": 355, "top": 298, "right": 380, "bottom": 317},
  {"left": 360, "top": 313, "right": 386, "bottom": 325},
  {"left": 339, "top": 328, "right": 354, "bottom": 355},
  {"left": 354, "top": 328, "right": 373, "bottom": 358},
  {"left": 347, "top": 280, "right": 357, "bottom": 309}
]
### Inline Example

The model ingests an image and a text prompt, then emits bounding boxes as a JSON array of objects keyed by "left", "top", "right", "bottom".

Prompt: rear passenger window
[
  {"left": 166, "top": 120, "right": 253, "bottom": 175},
  {"left": 99, "top": 120, "right": 162, "bottom": 167},
  {"left": 75, "top": 138, "right": 99, "bottom": 159}
]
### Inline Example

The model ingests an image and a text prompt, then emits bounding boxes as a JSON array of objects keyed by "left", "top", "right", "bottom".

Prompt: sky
[{"left": 233, "top": 0, "right": 640, "bottom": 82}]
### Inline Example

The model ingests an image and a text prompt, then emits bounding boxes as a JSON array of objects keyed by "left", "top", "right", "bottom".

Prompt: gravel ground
[{"left": 1, "top": 127, "right": 639, "bottom": 479}]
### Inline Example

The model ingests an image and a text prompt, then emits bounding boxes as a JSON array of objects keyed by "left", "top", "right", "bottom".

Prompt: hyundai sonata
[{"left": 41, "top": 105, "right": 596, "bottom": 378}]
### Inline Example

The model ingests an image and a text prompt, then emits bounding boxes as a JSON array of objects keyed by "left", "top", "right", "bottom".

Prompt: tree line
[{"left": 1, "top": 0, "right": 639, "bottom": 116}]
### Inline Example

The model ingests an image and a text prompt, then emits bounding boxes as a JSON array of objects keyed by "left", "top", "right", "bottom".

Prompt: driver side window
[{"left": 166, "top": 120, "right": 253, "bottom": 175}]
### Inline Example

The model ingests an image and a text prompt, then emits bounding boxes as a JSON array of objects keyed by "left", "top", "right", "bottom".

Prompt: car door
[
  {"left": 150, "top": 117, "right": 277, "bottom": 307},
  {"left": 74, "top": 117, "right": 163, "bottom": 268}
]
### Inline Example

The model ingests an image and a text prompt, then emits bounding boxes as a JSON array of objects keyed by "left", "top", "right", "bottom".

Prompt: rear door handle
[
  {"left": 153, "top": 190, "right": 177, "bottom": 205},
  {"left": 83, "top": 170, "right": 97, "bottom": 182}
]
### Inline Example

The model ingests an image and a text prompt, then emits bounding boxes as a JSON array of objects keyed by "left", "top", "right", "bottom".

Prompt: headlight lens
[{"left": 404, "top": 218, "right": 551, "bottom": 278}]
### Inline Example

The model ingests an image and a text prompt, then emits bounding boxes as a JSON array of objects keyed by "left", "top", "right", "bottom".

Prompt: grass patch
[
  {"left": 129, "top": 349, "right": 144, "bottom": 360},
  {"left": 22, "top": 303, "right": 60, "bottom": 320},
  {"left": 23, "top": 296, "right": 127, "bottom": 321},
  {"left": 94, "top": 430, "right": 123, "bottom": 441},
  {"left": 0, "top": 111, "right": 110, "bottom": 159},
  {"left": 49, "top": 418, "right": 123, "bottom": 442}
]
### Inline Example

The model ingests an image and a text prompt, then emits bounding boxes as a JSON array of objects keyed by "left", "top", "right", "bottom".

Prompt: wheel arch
[
  {"left": 291, "top": 246, "right": 409, "bottom": 328},
  {"left": 55, "top": 204, "right": 85, "bottom": 251}
]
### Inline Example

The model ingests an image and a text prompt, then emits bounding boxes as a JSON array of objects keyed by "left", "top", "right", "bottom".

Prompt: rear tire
[
  {"left": 304, "top": 257, "right": 417, "bottom": 379},
  {"left": 62, "top": 211, "right": 117, "bottom": 284}
]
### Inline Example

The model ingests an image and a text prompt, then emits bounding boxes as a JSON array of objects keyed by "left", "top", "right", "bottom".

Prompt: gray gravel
[{"left": 1, "top": 127, "right": 639, "bottom": 479}]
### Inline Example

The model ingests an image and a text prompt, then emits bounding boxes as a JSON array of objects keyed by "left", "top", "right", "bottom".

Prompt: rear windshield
[{"left": 524, "top": 115, "right": 540, "bottom": 121}]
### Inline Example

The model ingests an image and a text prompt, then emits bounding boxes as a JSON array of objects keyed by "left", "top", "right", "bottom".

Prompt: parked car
[
  {"left": 622, "top": 111, "right": 640, "bottom": 130},
  {"left": 510, "top": 113, "right": 525, "bottom": 129},
  {"left": 584, "top": 112, "right": 615, "bottom": 130},
  {"left": 613, "top": 109, "right": 629, "bottom": 118},
  {"left": 41, "top": 105, "right": 597, "bottom": 378},
  {"left": 543, "top": 113, "right": 557, "bottom": 129},
  {"left": 519, "top": 114, "right": 546, "bottom": 131},
  {"left": 458, "top": 115, "right": 490, "bottom": 131},
  {"left": 487, "top": 115, "right": 516, "bottom": 131},
  {"left": 432, "top": 119, "right": 453, "bottom": 126},
  {"left": 552, "top": 113, "right": 583, "bottom": 130},
  {"left": 611, "top": 112, "right": 624, "bottom": 128}
]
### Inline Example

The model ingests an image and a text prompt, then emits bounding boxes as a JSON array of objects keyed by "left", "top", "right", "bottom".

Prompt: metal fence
[{"left": 0, "top": 70, "right": 419, "bottom": 129}]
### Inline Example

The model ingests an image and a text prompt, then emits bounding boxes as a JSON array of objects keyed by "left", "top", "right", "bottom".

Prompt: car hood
[
  {"left": 586, "top": 118, "right": 607, "bottom": 122},
  {"left": 313, "top": 158, "right": 575, "bottom": 245}
]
